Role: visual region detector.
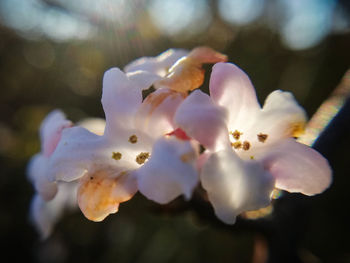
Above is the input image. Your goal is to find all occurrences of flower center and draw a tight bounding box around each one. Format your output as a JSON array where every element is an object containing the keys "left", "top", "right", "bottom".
[{"left": 229, "top": 130, "right": 269, "bottom": 157}]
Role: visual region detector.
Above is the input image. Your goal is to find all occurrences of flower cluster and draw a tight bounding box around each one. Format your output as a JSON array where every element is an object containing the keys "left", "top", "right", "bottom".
[{"left": 28, "top": 47, "right": 332, "bottom": 238}]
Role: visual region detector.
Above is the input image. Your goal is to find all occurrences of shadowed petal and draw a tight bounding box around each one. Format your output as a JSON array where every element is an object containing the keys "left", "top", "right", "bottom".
[
  {"left": 40, "top": 110, "right": 72, "bottom": 157},
  {"left": 30, "top": 182, "right": 77, "bottom": 239},
  {"left": 201, "top": 150, "right": 274, "bottom": 224},
  {"left": 27, "top": 154, "right": 58, "bottom": 201}
]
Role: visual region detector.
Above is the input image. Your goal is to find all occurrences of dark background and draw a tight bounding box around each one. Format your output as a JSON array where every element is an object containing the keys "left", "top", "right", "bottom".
[{"left": 0, "top": 0, "right": 349, "bottom": 262}]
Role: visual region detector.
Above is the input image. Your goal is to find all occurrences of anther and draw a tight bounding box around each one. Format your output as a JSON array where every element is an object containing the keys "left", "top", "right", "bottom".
[
  {"left": 128, "top": 135, "right": 138, "bottom": 144},
  {"left": 112, "top": 152, "right": 122, "bottom": 160},
  {"left": 231, "top": 130, "right": 242, "bottom": 140},
  {"left": 136, "top": 152, "right": 150, "bottom": 165},
  {"left": 243, "top": 141, "right": 250, "bottom": 151},
  {"left": 257, "top": 133, "right": 268, "bottom": 143},
  {"left": 231, "top": 141, "right": 242, "bottom": 149}
]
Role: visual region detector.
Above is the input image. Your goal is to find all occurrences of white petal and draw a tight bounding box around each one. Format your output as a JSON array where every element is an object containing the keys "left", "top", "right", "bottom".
[
  {"left": 255, "top": 90, "right": 306, "bottom": 144},
  {"left": 49, "top": 126, "right": 142, "bottom": 182},
  {"left": 124, "top": 49, "right": 188, "bottom": 77},
  {"left": 102, "top": 68, "right": 160, "bottom": 135},
  {"left": 102, "top": 68, "right": 142, "bottom": 132},
  {"left": 48, "top": 127, "right": 106, "bottom": 182},
  {"left": 233, "top": 90, "right": 307, "bottom": 148},
  {"left": 30, "top": 182, "right": 78, "bottom": 239},
  {"left": 260, "top": 139, "right": 332, "bottom": 195},
  {"left": 40, "top": 110, "right": 72, "bottom": 157},
  {"left": 127, "top": 70, "right": 162, "bottom": 90},
  {"left": 78, "top": 118, "right": 106, "bottom": 136},
  {"left": 27, "top": 154, "right": 58, "bottom": 201},
  {"left": 135, "top": 88, "right": 185, "bottom": 138},
  {"left": 209, "top": 63, "right": 260, "bottom": 129},
  {"left": 136, "top": 137, "right": 199, "bottom": 204},
  {"left": 174, "top": 90, "right": 230, "bottom": 151},
  {"left": 201, "top": 150, "right": 274, "bottom": 224}
]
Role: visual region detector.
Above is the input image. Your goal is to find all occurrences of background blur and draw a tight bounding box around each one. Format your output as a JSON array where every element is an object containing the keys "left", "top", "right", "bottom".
[{"left": 0, "top": 0, "right": 350, "bottom": 262}]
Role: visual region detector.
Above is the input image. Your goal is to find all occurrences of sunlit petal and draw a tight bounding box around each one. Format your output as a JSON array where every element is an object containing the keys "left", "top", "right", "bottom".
[
  {"left": 174, "top": 90, "right": 230, "bottom": 151},
  {"left": 137, "top": 137, "right": 199, "bottom": 204},
  {"left": 124, "top": 49, "right": 188, "bottom": 77},
  {"left": 201, "top": 149, "right": 274, "bottom": 224},
  {"left": 209, "top": 63, "right": 260, "bottom": 129},
  {"left": 260, "top": 138, "right": 332, "bottom": 195}
]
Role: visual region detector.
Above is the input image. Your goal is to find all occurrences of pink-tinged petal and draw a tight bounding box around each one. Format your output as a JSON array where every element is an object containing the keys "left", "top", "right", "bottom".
[
  {"left": 174, "top": 90, "right": 230, "bottom": 151},
  {"left": 136, "top": 137, "right": 199, "bottom": 204},
  {"left": 78, "top": 171, "right": 137, "bottom": 222},
  {"left": 30, "top": 195, "right": 58, "bottom": 239},
  {"left": 102, "top": 68, "right": 160, "bottom": 135},
  {"left": 209, "top": 63, "right": 260, "bottom": 128},
  {"left": 78, "top": 118, "right": 106, "bottom": 136},
  {"left": 30, "top": 182, "right": 77, "bottom": 239},
  {"left": 201, "top": 150, "right": 274, "bottom": 224},
  {"left": 40, "top": 110, "right": 72, "bottom": 157},
  {"left": 135, "top": 88, "right": 185, "bottom": 138},
  {"left": 27, "top": 154, "right": 58, "bottom": 201},
  {"left": 260, "top": 139, "right": 332, "bottom": 195},
  {"left": 124, "top": 49, "right": 188, "bottom": 77}
]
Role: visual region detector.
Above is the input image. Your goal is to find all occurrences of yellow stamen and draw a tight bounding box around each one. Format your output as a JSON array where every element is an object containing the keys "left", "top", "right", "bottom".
[
  {"left": 242, "top": 141, "right": 251, "bottom": 151},
  {"left": 257, "top": 133, "right": 268, "bottom": 143},
  {"left": 136, "top": 152, "right": 150, "bottom": 165},
  {"left": 128, "top": 135, "right": 138, "bottom": 144},
  {"left": 112, "top": 152, "right": 122, "bottom": 160},
  {"left": 231, "top": 141, "right": 242, "bottom": 149},
  {"left": 231, "top": 130, "right": 242, "bottom": 140}
]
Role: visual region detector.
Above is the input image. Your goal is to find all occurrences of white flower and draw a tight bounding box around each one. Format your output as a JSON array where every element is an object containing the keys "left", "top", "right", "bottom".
[
  {"left": 175, "top": 62, "right": 332, "bottom": 224},
  {"left": 48, "top": 68, "right": 198, "bottom": 222},
  {"left": 28, "top": 112, "right": 106, "bottom": 238},
  {"left": 48, "top": 47, "right": 228, "bottom": 222}
]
